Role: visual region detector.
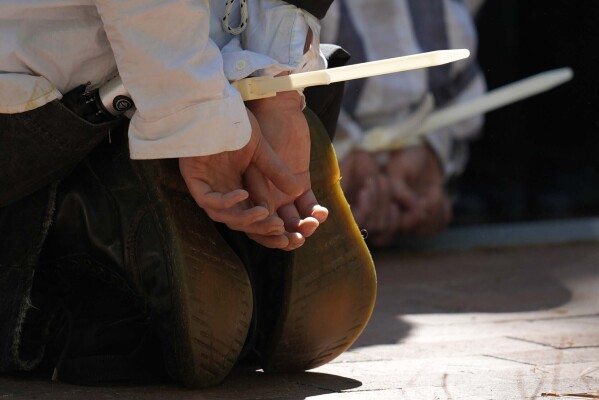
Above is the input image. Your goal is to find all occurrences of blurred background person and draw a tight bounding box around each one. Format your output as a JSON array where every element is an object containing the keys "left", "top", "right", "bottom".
[{"left": 321, "top": 0, "right": 486, "bottom": 247}]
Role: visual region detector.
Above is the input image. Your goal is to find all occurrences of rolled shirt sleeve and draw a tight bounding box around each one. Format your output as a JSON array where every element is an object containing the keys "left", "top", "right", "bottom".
[
  {"left": 94, "top": 0, "right": 251, "bottom": 159},
  {"left": 238, "top": 0, "right": 325, "bottom": 78}
]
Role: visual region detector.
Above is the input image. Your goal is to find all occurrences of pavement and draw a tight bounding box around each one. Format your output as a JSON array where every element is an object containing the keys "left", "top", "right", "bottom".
[{"left": 1, "top": 240, "right": 599, "bottom": 399}]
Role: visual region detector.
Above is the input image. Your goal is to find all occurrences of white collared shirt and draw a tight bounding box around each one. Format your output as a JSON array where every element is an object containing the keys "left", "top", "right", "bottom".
[{"left": 0, "top": 0, "right": 324, "bottom": 159}]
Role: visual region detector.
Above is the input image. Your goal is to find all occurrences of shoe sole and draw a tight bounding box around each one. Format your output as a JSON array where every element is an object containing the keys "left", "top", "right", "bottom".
[
  {"left": 135, "top": 159, "right": 253, "bottom": 388},
  {"left": 261, "top": 109, "right": 377, "bottom": 372}
]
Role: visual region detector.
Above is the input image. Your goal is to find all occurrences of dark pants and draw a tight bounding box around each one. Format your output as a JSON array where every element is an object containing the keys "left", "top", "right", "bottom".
[
  {"left": 0, "top": 48, "right": 347, "bottom": 370},
  {"left": 0, "top": 101, "right": 121, "bottom": 371}
]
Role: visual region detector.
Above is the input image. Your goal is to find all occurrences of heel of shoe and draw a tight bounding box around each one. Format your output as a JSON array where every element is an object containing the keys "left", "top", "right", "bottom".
[
  {"left": 136, "top": 159, "right": 253, "bottom": 388},
  {"left": 261, "top": 109, "right": 377, "bottom": 372}
]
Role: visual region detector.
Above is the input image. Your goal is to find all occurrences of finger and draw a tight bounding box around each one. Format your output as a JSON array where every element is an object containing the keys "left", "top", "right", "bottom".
[
  {"left": 252, "top": 137, "right": 303, "bottom": 198},
  {"left": 243, "top": 165, "right": 275, "bottom": 214},
  {"left": 247, "top": 232, "right": 290, "bottom": 249},
  {"left": 373, "top": 176, "right": 391, "bottom": 232},
  {"left": 354, "top": 180, "right": 375, "bottom": 227},
  {"left": 204, "top": 203, "right": 277, "bottom": 233},
  {"left": 414, "top": 197, "right": 437, "bottom": 236},
  {"left": 429, "top": 198, "right": 452, "bottom": 235},
  {"left": 248, "top": 231, "right": 305, "bottom": 250},
  {"left": 277, "top": 203, "right": 301, "bottom": 232},
  {"left": 382, "top": 202, "right": 401, "bottom": 240},
  {"left": 416, "top": 189, "right": 451, "bottom": 236},
  {"left": 396, "top": 200, "right": 425, "bottom": 234},
  {"left": 370, "top": 178, "right": 384, "bottom": 232},
  {"left": 184, "top": 177, "right": 249, "bottom": 210},
  {"left": 358, "top": 178, "right": 378, "bottom": 230},
  {"left": 283, "top": 231, "right": 305, "bottom": 251},
  {"left": 368, "top": 202, "right": 400, "bottom": 247},
  {"left": 278, "top": 203, "right": 319, "bottom": 237},
  {"left": 228, "top": 214, "right": 286, "bottom": 235},
  {"left": 295, "top": 190, "right": 328, "bottom": 223},
  {"left": 390, "top": 178, "right": 418, "bottom": 210}
]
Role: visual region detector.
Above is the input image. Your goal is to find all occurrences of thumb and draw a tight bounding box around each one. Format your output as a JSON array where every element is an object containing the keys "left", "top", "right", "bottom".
[{"left": 390, "top": 178, "right": 418, "bottom": 210}]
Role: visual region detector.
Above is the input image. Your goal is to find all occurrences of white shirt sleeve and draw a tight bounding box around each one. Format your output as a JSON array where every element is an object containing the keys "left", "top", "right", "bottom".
[
  {"left": 94, "top": 0, "right": 251, "bottom": 160},
  {"left": 238, "top": 0, "right": 325, "bottom": 77},
  {"left": 424, "top": 74, "right": 486, "bottom": 178}
]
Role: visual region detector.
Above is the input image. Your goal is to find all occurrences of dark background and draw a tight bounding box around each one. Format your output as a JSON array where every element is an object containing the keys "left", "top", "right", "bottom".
[{"left": 453, "top": 0, "right": 599, "bottom": 224}]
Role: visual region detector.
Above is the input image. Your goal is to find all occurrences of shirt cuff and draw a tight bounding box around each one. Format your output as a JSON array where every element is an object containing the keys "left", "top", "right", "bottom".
[{"left": 128, "top": 86, "right": 251, "bottom": 159}]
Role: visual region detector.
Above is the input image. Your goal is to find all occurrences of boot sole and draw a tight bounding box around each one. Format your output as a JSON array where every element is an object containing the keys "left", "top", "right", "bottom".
[
  {"left": 261, "top": 109, "right": 377, "bottom": 372},
  {"left": 136, "top": 159, "right": 253, "bottom": 388}
]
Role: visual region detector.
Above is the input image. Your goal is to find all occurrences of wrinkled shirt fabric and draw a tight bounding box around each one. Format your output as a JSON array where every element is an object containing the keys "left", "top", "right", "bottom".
[{"left": 0, "top": 0, "right": 323, "bottom": 159}]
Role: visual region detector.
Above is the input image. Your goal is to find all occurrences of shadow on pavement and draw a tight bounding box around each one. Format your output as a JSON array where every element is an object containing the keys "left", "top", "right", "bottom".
[
  {"left": 0, "top": 369, "right": 362, "bottom": 400},
  {"left": 353, "top": 245, "right": 575, "bottom": 347}
]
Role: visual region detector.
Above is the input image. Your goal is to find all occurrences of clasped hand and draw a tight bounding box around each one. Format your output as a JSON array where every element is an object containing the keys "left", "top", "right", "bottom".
[
  {"left": 340, "top": 144, "right": 451, "bottom": 247},
  {"left": 179, "top": 91, "right": 328, "bottom": 251}
]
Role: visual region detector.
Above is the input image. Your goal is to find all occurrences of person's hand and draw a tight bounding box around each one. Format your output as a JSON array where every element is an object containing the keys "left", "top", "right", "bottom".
[
  {"left": 340, "top": 150, "right": 417, "bottom": 246},
  {"left": 244, "top": 91, "right": 328, "bottom": 250},
  {"left": 179, "top": 109, "right": 304, "bottom": 243},
  {"left": 383, "top": 144, "right": 452, "bottom": 239},
  {"left": 340, "top": 150, "right": 382, "bottom": 226}
]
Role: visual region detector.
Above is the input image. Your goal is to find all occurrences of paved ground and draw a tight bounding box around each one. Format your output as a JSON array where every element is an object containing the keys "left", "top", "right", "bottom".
[{"left": 1, "top": 241, "right": 599, "bottom": 399}]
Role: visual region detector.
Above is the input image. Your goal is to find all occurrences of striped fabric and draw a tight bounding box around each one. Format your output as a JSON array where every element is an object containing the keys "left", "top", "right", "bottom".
[{"left": 321, "top": 0, "right": 486, "bottom": 178}]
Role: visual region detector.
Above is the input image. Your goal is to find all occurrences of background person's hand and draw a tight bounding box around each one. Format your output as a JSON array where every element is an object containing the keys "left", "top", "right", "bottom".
[
  {"left": 244, "top": 91, "right": 328, "bottom": 250},
  {"left": 384, "top": 144, "right": 452, "bottom": 238},
  {"left": 179, "top": 108, "right": 304, "bottom": 242},
  {"left": 340, "top": 150, "right": 417, "bottom": 247},
  {"left": 339, "top": 150, "right": 383, "bottom": 227}
]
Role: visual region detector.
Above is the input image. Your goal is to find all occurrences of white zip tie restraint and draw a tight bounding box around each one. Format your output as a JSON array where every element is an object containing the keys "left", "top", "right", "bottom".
[
  {"left": 222, "top": 0, "right": 248, "bottom": 35},
  {"left": 356, "top": 67, "right": 575, "bottom": 153},
  {"left": 92, "top": 49, "right": 471, "bottom": 121},
  {"left": 330, "top": 67, "right": 574, "bottom": 160},
  {"left": 232, "top": 49, "right": 470, "bottom": 100}
]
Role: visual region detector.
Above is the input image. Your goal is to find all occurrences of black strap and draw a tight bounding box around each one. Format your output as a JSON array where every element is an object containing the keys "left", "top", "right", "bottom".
[{"left": 283, "top": 0, "right": 333, "bottom": 19}]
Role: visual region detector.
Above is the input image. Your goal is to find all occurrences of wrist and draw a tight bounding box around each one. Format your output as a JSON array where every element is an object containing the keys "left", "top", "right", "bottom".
[{"left": 245, "top": 90, "right": 303, "bottom": 112}]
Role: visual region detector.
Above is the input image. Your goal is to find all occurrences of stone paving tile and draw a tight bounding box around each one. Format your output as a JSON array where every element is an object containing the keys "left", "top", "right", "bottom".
[
  {"left": 507, "top": 327, "right": 599, "bottom": 349},
  {"left": 316, "top": 355, "right": 523, "bottom": 391},
  {"left": 337, "top": 336, "right": 544, "bottom": 363},
  {"left": 2, "top": 242, "right": 599, "bottom": 399},
  {"left": 317, "top": 358, "right": 599, "bottom": 399},
  {"left": 492, "top": 347, "right": 599, "bottom": 367},
  {"left": 399, "top": 316, "right": 599, "bottom": 346}
]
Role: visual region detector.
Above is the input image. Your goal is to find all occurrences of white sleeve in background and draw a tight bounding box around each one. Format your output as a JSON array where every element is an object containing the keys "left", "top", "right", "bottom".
[
  {"left": 425, "top": 74, "right": 487, "bottom": 178},
  {"left": 94, "top": 0, "right": 251, "bottom": 160},
  {"left": 425, "top": 0, "right": 487, "bottom": 179},
  {"left": 240, "top": 0, "right": 326, "bottom": 77}
]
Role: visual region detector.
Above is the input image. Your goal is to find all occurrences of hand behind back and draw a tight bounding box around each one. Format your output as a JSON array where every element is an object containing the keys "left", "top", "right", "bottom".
[
  {"left": 244, "top": 91, "right": 329, "bottom": 251},
  {"left": 179, "top": 108, "right": 305, "bottom": 245}
]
